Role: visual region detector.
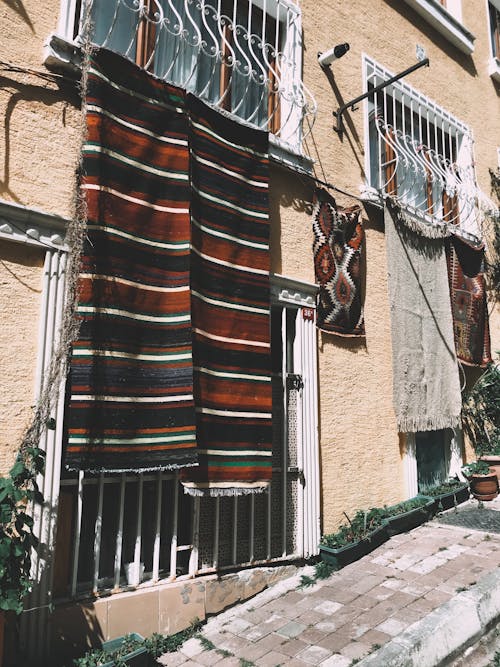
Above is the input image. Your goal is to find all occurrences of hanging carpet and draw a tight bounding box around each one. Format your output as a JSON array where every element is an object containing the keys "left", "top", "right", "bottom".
[
  {"left": 384, "top": 201, "right": 462, "bottom": 433},
  {"left": 446, "top": 234, "right": 492, "bottom": 367},
  {"left": 181, "top": 94, "right": 272, "bottom": 496},
  {"left": 65, "top": 49, "right": 197, "bottom": 472},
  {"left": 312, "top": 188, "right": 364, "bottom": 336}
]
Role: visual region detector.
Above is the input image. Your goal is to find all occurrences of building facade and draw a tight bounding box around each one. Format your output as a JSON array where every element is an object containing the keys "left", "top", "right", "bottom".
[{"left": 0, "top": 0, "right": 498, "bottom": 664}]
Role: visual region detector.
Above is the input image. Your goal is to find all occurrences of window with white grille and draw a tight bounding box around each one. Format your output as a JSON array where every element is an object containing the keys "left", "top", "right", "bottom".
[
  {"left": 53, "top": 0, "right": 316, "bottom": 151},
  {"left": 364, "top": 56, "right": 481, "bottom": 241}
]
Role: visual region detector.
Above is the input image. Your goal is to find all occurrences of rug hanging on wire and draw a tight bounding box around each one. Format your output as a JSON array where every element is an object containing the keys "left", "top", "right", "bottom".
[
  {"left": 312, "top": 188, "right": 365, "bottom": 336},
  {"left": 64, "top": 49, "right": 197, "bottom": 472},
  {"left": 181, "top": 94, "right": 273, "bottom": 497}
]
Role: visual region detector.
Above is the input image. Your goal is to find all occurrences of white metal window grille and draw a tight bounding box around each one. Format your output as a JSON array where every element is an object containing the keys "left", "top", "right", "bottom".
[
  {"left": 58, "top": 0, "right": 316, "bottom": 152},
  {"left": 47, "top": 278, "right": 319, "bottom": 601},
  {"left": 364, "top": 56, "right": 484, "bottom": 241}
]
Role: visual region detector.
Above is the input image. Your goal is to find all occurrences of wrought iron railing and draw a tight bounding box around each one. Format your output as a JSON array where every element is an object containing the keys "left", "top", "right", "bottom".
[{"left": 73, "top": 0, "right": 316, "bottom": 152}]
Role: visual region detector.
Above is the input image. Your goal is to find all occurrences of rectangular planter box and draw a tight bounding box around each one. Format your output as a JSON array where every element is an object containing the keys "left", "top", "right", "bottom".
[
  {"left": 319, "top": 523, "right": 388, "bottom": 569},
  {"left": 431, "top": 484, "right": 469, "bottom": 512},
  {"left": 101, "top": 633, "right": 149, "bottom": 667},
  {"left": 384, "top": 496, "right": 435, "bottom": 537}
]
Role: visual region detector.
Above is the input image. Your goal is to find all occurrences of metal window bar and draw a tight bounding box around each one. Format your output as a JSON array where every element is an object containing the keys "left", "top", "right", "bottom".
[
  {"left": 365, "top": 57, "right": 483, "bottom": 241},
  {"left": 76, "top": 0, "right": 316, "bottom": 151}
]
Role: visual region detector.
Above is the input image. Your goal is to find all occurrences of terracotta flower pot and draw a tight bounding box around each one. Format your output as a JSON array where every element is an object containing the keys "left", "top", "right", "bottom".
[
  {"left": 479, "top": 455, "right": 500, "bottom": 485},
  {"left": 469, "top": 470, "right": 499, "bottom": 501}
]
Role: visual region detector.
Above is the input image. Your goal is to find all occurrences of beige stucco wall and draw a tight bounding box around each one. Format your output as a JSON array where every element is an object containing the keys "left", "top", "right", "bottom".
[
  {"left": 0, "top": 240, "right": 44, "bottom": 474},
  {"left": 0, "top": 1, "right": 81, "bottom": 474},
  {"left": 0, "top": 0, "right": 81, "bottom": 216},
  {"left": 274, "top": 0, "right": 500, "bottom": 532}
]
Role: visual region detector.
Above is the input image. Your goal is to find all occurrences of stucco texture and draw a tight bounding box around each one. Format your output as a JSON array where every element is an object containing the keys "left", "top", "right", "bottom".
[
  {"left": 0, "top": 0, "right": 82, "bottom": 217},
  {"left": 0, "top": 240, "right": 43, "bottom": 475},
  {"left": 277, "top": 0, "right": 500, "bottom": 531}
]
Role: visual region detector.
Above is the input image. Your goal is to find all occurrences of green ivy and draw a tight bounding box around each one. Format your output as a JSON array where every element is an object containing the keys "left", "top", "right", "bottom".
[
  {"left": 0, "top": 446, "right": 45, "bottom": 614},
  {"left": 320, "top": 508, "right": 386, "bottom": 549},
  {"left": 381, "top": 496, "right": 430, "bottom": 517},
  {"left": 423, "top": 479, "right": 467, "bottom": 496}
]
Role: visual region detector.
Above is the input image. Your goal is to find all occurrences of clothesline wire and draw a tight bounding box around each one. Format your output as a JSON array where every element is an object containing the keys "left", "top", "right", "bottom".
[{"left": 269, "top": 154, "right": 368, "bottom": 204}]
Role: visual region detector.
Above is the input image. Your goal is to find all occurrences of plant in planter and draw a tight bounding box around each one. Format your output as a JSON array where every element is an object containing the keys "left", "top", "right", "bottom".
[
  {"left": 462, "top": 461, "right": 499, "bottom": 502},
  {"left": 461, "top": 360, "right": 500, "bottom": 481},
  {"left": 319, "top": 507, "right": 388, "bottom": 569},
  {"left": 423, "top": 478, "right": 470, "bottom": 511},
  {"left": 381, "top": 495, "right": 435, "bottom": 537}
]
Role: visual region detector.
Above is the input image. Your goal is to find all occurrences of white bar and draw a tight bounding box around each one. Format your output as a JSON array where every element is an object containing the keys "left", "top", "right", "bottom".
[
  {"left": 404, "top": 434, "right": 418, "bottom": 498},
  {"left": 232, "top": 496, "right": 238, "bottom": 565},
  {"left": 266, "top": 487, "right": 272, "bottom": 560},
  {"left": 281, "top": 306, "right": 288, "bottom": 557},
  {"left": 189, "top": 497, "right": 200, "bottom": 577},
  {"left": 114, "top": 474, "right": 126, "bottom": 589},
  {"left": 249, "top": 495, "right": 255, "bottom": 562},
  {"left": 213, "top": 497, "right": 220, "bottom": 570},
  {"left": 170, "top": 474, "right": 179, "bottom": 579},
  {"left": 152, "top": 472, "right": 163, "bottom": 582},
  {"left": 133, "top": 474, "right": 144, "bottom": 585},
  {"left": 295, "top": 308, "right": 304, "bottom": 557},
  {"left": 93, "top": 473, "right": 105, "bottom": 593},
  {"left": 71, "top": 471, "right": 85, "bottom": 597}
]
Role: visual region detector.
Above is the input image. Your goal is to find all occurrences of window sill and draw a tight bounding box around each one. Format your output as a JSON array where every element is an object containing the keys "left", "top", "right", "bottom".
[
  {"left": 488, "top": 57, "right": 500, "bottom": 83},
  {"left": 400, "top": 0, "right": 475, "bottom": 54},
  {"left": 44, "top": 33, "right": 313, "bottom": 173}
]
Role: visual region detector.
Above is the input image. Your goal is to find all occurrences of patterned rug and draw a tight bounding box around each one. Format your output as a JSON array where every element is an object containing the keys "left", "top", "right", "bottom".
[
  {"left": 65, "top": 50, "right": 197, "bottom": 472},
  {"left": 312, "top": 188, "right": 364, "bottom": 336},
  {"left": 182, "top": 94, "right": 272, "bottom": 496},
  {"left": 446, "top": 234, "right": 492, "bottom": 367}
]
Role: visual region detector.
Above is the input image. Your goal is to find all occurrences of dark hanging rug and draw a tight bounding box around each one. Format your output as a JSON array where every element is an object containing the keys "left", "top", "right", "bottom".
[{"left": 312, "top": 188, "right": 364, "bottom": 336}]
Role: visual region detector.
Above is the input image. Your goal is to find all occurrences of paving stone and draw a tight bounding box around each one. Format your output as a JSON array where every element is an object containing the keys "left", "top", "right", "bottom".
[
  {"left": 191, "top": 650, "right": 224, "bottom": 666},
  {"left": 296, "top": 644, "right": 333, "bottom": 664},
  {"left": 356, "top": 628, "right": 392, "bottom": 648},
  {"left": 277, "top": 637, "right": 311, "bottom": 657},
  {"left": 375, "top": 617, "right": 410, "bottom": 636},
  {"left": 181, "top": 638, "right": 206, "bottom": 658},
  {"left": 298, "top": 627, "right": 330, "bottom": 644},
  {"left": 256, "top": 649, "right": 291, "bottom": 666},
  {"left": 319, "top": 586, "right": 361, "bottom": 604},
  {"left": 314, "top": 620, "right": 338, "bottom": 634},
  {"left": 314, "top": 600, "right": 344, "bottom": 615},
  {"left": 364, "top": 584, "right": 396, "bottom": 601},
  {"left": 276, "top": 620, "right": 307, "bottom": 639},
  {"left": 319, "top": 653, "right": 352, "bottom": 667},
  {"left": 316, "top": 631, "right": 351, "bottom": 653},
  {"left": 221, "top": 617, "right": 253, "bottom": 634},
  {"left": 407, "top": 555, "right": 448, "bottom": 574},
  {"left": 237, "top": 633, "right": 285, "bottom": 662},
  {"left": 351, "top": 574, "right": 387, "bottom": 595},
  {"left": 158, "top": 652, "right": 188, "bottom": 665},
  {"left": 340, "top": 640, "right": 371, "bottom": 660}
]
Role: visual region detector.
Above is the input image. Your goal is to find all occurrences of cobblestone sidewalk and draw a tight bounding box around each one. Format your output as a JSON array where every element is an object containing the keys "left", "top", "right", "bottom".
[{"left": 158, "top": 500, "right": 500, "bottom": 666}]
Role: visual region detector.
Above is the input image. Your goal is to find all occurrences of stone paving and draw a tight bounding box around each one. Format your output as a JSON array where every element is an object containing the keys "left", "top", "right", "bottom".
[{"left": 158, "top": 499, "right": 500, "bottom": 666}]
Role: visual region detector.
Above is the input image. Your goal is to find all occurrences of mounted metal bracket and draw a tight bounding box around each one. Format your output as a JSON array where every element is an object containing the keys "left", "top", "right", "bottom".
[{"left": 333, "top": 58, "right": 429, "bottom": 136}]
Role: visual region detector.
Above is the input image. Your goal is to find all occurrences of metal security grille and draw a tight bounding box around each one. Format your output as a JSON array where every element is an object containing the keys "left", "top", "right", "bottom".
[
  {"left": 47, "top": 288, "right": 318, "bottom": 601},
  {"left": 67, "top": 0, "right": 316, "bottom": 151},
  {"left": 364, "top": 56, "right": 485, "bottom": 241}
]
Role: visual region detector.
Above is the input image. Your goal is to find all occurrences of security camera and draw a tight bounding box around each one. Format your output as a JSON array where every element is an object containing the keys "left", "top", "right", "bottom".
[{"left": 318, "top": 43, "right": 350, "bottom": 67}]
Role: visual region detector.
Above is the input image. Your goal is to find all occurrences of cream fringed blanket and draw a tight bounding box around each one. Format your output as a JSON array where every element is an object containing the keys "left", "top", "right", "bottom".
[{"left": 384, "top": 202, "right": 462, "bottom": 433}]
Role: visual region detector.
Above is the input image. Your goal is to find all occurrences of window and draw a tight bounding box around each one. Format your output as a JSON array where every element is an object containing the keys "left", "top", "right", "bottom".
[
  {"left": 404, "top": 430, "right": 463, "bottom": 497},
  {"left": 488, "top": 1, "right": 500, "bottom": 81},
  {"left": 400, "top": 0, "right": 474, "bottom": 54},
  {"left": 51, "top": 0, "right": 316, "bottom": 151},
  {"left": 364, "top": 56, "right": 481, "bottom": 240}
]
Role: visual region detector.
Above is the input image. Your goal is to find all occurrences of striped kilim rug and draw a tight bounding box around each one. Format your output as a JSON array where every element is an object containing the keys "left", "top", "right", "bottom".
[
  {"left": 182, "top": 94, "right": 273, "bottom": 496},
  {"left": 65, "top": 50, "right": 197, "bottom": 472}
]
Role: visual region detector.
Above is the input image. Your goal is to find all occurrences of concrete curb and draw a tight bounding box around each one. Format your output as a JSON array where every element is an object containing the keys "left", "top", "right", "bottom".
[{"left": 357, "top": 568, "right": 500, "bottom": 667}]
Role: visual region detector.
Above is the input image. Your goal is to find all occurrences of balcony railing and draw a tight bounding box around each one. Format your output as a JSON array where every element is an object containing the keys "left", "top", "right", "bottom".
[{"left": 68, "top": 0, "right": 316, "bottom": 153}]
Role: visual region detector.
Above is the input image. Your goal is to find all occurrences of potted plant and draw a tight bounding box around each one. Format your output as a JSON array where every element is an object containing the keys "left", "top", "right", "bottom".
[
  {"left": 462, "top": 461, "right": 499, "bottom": 501},
  {"left": 319, "top": 508, "right": 388, "bottom": 569},
  {"left": 381, "top": 495, "right": 435, "bottom": 537},
  {"left": 462, "top": 360, "right": 500, "bottom": 482},
  {"left": 423, "top": 478, "right": 470, "bottom": 512}
]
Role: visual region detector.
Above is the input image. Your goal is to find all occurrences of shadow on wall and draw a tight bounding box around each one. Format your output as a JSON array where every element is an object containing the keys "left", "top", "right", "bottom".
[
  {"left": 384, "top": 0, "right": 478, "bottom": 77},
  {"left": 0, "top": 73, "right": 79, "bottom": 204},
  {"left": 1, "top": 0, "right": 34, "bottom": 32}
]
